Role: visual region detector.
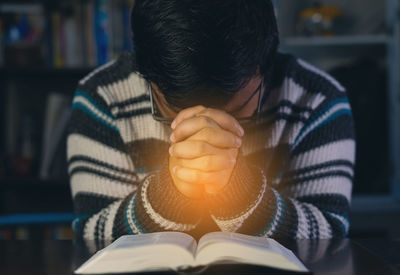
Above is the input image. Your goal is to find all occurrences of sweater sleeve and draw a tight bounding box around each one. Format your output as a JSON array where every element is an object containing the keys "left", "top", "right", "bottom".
[
  {"left": 67, "top": 77, "right": 204, "bottom": 245},
  {"left": 206, "top": 95, "right": 355, "bottom": 240}
]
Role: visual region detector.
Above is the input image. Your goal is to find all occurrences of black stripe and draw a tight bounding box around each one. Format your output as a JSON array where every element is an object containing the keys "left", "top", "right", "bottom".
[
  {"left": 301, "top": 203, "right": 318, "bottom": 238},
  {"left": 270, "top": 198, "right": 299, "bottom": 243},
  {"left": 73, "top": 193, "right": 119, "bottom": 214},
  {"left": 282, "top": 171, "right": 353, "bottom": 186},
  {"left": 94, "top": 213, "right": 102, "bottom": 247},
  {"left": 289, "top": 58, "right": 344, "bottom": 97},
  {"left": 264, "top": 100, "right": 313, "bottom": 116},
  {"left": 68, "top": 108, "right": 125, "bottom": 151},
  {"left": 284, "top": 160, "right": 354, "bottom": 178},
  {"left": 113, "top": 193, "right": 136, "bottom": 238},
  {"left": 109, "top": 94, "right": 150, "bottom": 109},
  {"left": 74, "top": 216, "right": 91, "bottom": 241},
  {"left": 78, "top": 52, "right": 138, "bottom": 93},
  {"left": 297, "top": 194, "right": 350, "bottom": 216},
  {"left": 244, "top": 112, "right": 309, "bottom": 134},
  {"left": 115, "top": 107, "right": 152, "bottom": 119},
  {"left": 69, "top": 155, "right": 137, "bottom": 178},
  {"left": 291, "top": 115, "right": 355, "bottom": 156},
  {"left": 69, "top": 167, "right": 137, "bottom": 184},
  {"left": 324, "top": 213, "right": 347, "bottom": 237}
]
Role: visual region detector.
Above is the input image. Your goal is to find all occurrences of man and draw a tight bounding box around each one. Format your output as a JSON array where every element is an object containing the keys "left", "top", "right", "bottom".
[{"left": 68, "top": 0, "right": 355, "bottom": 245}]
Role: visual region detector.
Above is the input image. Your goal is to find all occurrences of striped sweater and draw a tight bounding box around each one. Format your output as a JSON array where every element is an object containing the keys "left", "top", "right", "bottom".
[{"left": 67, "top": 51, "right": 355, "bottom": 246}]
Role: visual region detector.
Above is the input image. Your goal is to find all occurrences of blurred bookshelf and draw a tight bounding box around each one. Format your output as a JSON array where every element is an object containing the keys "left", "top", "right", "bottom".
[
  {"left": 278, "top": 0, "right": 400, "bottom": 196},
  {"left": 277, "top": 0, "right": 400, "bottom": 237},
  {"left": 282, "top": 34, "right": 391, "bottom": 47},
  {"left": 0, "top": 0, "right": 399, "bottom": 240},
  {"left": 0, "top": 0, "right": 135, "bottom": 240}
]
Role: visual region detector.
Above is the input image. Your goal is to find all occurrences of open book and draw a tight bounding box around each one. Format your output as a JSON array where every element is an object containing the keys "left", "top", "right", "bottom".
[{"left": 75, "top": 232, "right": 310, "bottom": 274}]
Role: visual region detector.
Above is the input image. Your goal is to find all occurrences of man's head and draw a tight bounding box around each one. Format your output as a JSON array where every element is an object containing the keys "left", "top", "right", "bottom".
[{"left": 131, "top": 0, "right": 279, "bottom": 110}]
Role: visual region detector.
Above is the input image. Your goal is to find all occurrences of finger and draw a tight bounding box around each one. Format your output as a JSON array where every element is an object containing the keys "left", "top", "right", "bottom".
[
  {"left": 177, "top": 155, "right": 236, "bottom": 172},
  {"left": 172, "top": 106, "right": 245, "bottom": 138},
  {"left": 173, "top": 165, "right": 231, "bottom": 185},
  {"left": 171, "top": 105, "right": 206, "bottom": 129},
  {"left": 171, "top": 116, "right": 242, "bottom": 147},
  {"left": 169, "top": 140, "right": 238, "bottom": 159},
  {"left": 195, "top": 108, "right": 244, "bottom": 137},
  {"left": 189, "top": 127, "right": 242, "bottom": 149},
  {"left": 170, "top": 115, "right": 220, "bottom": 143}
]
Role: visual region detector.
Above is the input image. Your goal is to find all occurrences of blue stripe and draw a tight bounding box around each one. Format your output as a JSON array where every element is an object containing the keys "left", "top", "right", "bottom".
[
  {"left": 293, "top": 97, "right": 351, "bottom": 148},
  {"left": 73, "top": 90, "right": 119, "bottom": 132},
  {"left": 75, "top": 90, "right": 113, "bottom": 118},
  {"left": 326, "top": 212, "right": 349, "bottom": 236},
  {"left": 72, "top": 213, "right": 92, "bottom": 232},
  {"left": 124, "top": 194, "right": 147, "bottom": 234},
  {"left": 257, "top": 191, "right": 285, "bottom": 237}
]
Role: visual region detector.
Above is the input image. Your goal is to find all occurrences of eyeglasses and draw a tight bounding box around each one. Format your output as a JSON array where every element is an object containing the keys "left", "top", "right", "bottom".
[{"left": 149, "top": 76, "right": 264, "bottom": 125}]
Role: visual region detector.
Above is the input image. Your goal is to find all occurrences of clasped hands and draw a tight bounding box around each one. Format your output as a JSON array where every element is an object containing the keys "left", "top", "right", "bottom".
[{"left": 168, "top": 105, "right": 244, "bottom": 199}]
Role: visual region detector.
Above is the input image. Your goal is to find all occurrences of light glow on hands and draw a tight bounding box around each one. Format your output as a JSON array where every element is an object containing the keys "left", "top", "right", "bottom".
[{"left": 168, "top": 106, "right": 244, "bottom": 198}]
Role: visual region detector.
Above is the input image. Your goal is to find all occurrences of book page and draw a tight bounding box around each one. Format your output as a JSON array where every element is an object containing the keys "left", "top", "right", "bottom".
[
  {"left": 195, "top": 232, "right": 308, "bottom": 272},
  {"left": 75, "top": 232, "right": 197, "bottom": 274},
  {"left": 107, "top": 232, "right": 197, "bottom": 254}
]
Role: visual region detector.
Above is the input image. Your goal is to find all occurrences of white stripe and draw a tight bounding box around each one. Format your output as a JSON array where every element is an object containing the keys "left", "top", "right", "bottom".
[
  {"left": 116, "top": 115, "right": 171, "bottom": 144},
  {"left": 264, "top": 120, "right": 289, "bottom": 150},
  {"left": 68, "top": 161, "right": 136, "bottom": 182},
  {"left": 264, "top": 78, "right": 326, "bottom": 112},
  {"left": 112, "top": 100, "right": 151, "bottom": 117},
  {"left": 104, "top": 200, "right": 123, "bottom": 242},
  {"left": 103, "top": 72, "right": 149, "bottom": 103},
  {"left": 83, "top": 212, "right": 101, "bottom": 241},
  {"left": 211, "top": 170, "right": 267, "bottom": 232},
  {"left": 73, "top": 96, "right": 115, "bottom": 127},
  {"left": 290, "top": 199, "right": 310, "bottom": 239},
  {"left": 281, "top": 176, "right": 352, "bottom": 202},
  {"left": 97, "top": 86, "right": 114, "bottom": 106},
  {"left": 291, "top": 139, "right": 355, "bottom": 169},
  {"left": 79, "top": 60, "right": 116, "bottom": 85},
  {"left": 260, "top": 121, "right": 304, "bottom": 151},
  {"left": 67, "top": 134, "right": 135, "bottom": 172},
  {"left": 277, "top": 106, "right": 311, "bottom": 119},
  {"left": 328, "top": 212, "right": 349, "bottom": 234},
  {"left": 297, "top": 59, "right": 345, "bottom": 92},
  {"left": 140, "top": 175, "right": 199, "bottom": 231},
  {"left": 293, "top": 102, "right": 351, "bottom": 148},
  {"left": 306, "top": 203, "right": 332, "bottom": 238},
  {"left": 260, "top": 189, "right": 284, "bottom": 237},
  {"left": 290, "top": 164, "right": 354, "bottom": 180},
  {"left": 126, "top": 194, "right": 142, "bottom": 234},
  {"left": 70, "top": 173, "right": 137, "bottom": 198}
]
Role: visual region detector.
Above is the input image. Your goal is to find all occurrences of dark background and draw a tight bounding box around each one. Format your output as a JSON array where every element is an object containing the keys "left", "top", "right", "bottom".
[{"left": 0, "top": 0, "right": 399, "bottom": 240}]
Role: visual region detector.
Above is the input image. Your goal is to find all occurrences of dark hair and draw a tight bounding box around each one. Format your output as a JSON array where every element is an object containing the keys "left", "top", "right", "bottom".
[{"left": 131, "top": 0, "right": 279, "bottom": 108}]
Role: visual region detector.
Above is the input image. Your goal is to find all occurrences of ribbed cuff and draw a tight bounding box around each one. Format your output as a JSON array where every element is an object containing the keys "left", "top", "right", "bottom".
[
  {"left": 205, "top": 151, "right": 267, "bottom": 219},
  {"left": 135, "top": 157, "right": 204, "bottom": 231}
]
